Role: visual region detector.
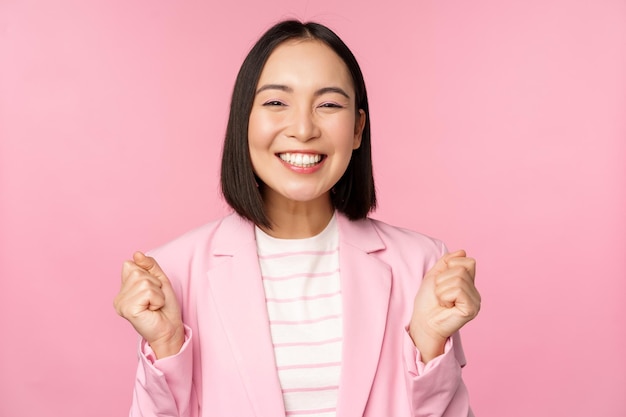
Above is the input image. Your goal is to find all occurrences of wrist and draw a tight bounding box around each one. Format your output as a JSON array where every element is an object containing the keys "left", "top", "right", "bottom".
[
  {"left": 408, "top": 323, "right": 447, "bottom": 364},
  {"left": 149, "top": 325, "right": 185, "bottom": 359}
]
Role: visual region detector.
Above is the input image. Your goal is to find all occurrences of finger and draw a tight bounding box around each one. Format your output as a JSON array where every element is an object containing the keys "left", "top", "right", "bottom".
[
  {"left": 425, "top": 254, "right": 452, "bottom": 278},
  {"left": 133, "top": 252, "right": 169, "bottom": 285},
  {"left": 133, "top": 253, "right": 180, "bottom": 317},
  {"left": 435, "top": 277, "right": 476, "bottom": 305},
  {"left": 444, "top": 249, "right": 467, "bottom": 262},
  {"left": 133, "top": 251, "right": 156, "bottom": 271},
  {"left": 436, "top": 288, "right": 457, "bottom": 309},
  {"left": 121, "top": 262, "right": 162, "bottom": 288},
  {"left": 447, "top": 256, "right": 476, "bottom": 281},
  {"left": 436, "top": 284, "right": 480, "bottom": 317},
  {"left": 142, "top": 288, "right": 166, "bottom": 312},
  {"left": 427, "top": 250, "right": 468, "bottom": 278},
  {"left": 130, "top": 277, "right": 173, "bottom": 313},
  {"left": 435, "top": 266, "right": 474, "bottom": 287},
  {"left": 435, "top": 276, "right": 481, "bottom": 311},
  {"left": 447, "top": 288, "right": 481, "bottom": 319},
  {"left": 121, "top": 260, "right": 138, "bottom": 283},
  {"left": 434, "top": 265, "right": 479, "bottom": 300},
  {"left": 435, "top": 276, "right": 468, "bottom": 308},
  {"left": 118, "top": 283, "right": 166, "bottom": 317}
]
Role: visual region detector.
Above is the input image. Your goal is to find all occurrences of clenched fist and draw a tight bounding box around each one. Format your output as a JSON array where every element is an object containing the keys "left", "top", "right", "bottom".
[
  {"left": 409, "top": 250, "right": 481, "bottom": 363},
  {"left": 114, "top": 252, "right": 185, "bottom": 359}
]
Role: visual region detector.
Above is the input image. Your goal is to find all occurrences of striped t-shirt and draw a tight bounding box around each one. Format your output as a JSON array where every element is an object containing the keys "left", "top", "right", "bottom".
[{"left": 255, "top": 214, "right": 342, "bottom": 417}]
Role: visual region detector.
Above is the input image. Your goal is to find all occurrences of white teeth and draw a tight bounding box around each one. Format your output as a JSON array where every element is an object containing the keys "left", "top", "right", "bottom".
[{"left": 279, "top": 153, "right": 322, "bottom": 168}]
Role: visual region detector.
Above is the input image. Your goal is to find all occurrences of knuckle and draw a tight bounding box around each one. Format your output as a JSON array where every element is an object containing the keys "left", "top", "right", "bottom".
[
  {"left": 127, "top": 268, "right": 147, "bottom": 283},
  {"left": 462, "top": 308, "right": 477, "bottom": 319},
  {"left": 113, "top": 299, "right": 121, "bottom": 315},
  {"left": 121, "top": 260, "right": 135, "bottom": 274},
  {"left": 450, "top": 265, "right": 466, "bottom": 275},
  {"left": 137, "top": 278, "right": 153, "bottom": 291},
  {"left": 459, "top": 310, "right": 472, "bottom": 319},
  {"left": 145, "top": 287, "right": 160, "bottom": 298},
  {"left": 121, "top": 263, "right": 142, "bottom": 282},
  {"left": 467, "top": 301, "right": 481, "bottom": 318},
  {"left": 113, "top": 294, "right": 128, "bottom": 315},
  {"left": 117, "top": 304, "right": 131, "bottom": 319},
  {"left": 452, "top": 286, "right": 464, "bottom": 299}
]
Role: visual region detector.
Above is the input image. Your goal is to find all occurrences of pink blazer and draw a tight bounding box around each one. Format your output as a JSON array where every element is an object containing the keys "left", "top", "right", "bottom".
[{"left": 130, "top": 213, "right": 473, "bottom": 417}]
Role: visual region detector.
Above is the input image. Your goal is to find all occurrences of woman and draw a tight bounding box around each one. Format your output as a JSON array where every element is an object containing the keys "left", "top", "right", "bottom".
[{"left": 114, "top": 20, "right": 481, "bottom": 417}]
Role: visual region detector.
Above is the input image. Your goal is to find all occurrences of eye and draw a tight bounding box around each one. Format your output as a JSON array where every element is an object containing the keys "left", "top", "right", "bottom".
[
  {"left": 263, "top": 100, "right": 286, "bottom": 107},
  {"left": 318, "top": 102, "right": 344, "bottom": 109}
]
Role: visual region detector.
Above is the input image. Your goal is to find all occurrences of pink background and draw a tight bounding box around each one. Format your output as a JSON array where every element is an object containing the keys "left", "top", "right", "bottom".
[{"left": 1, "top": 0, "right": 625, "bottom": 416}]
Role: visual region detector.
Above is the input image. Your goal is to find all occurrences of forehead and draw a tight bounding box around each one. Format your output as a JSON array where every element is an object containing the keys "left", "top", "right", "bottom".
[{"left": 258, "top": 39, "right": 353, "bottom": 90}]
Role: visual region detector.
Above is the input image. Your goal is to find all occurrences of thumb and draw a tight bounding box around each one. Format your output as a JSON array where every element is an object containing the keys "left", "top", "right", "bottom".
[{"left": 133, "top": 251, "right": 167, "bottom": 282}]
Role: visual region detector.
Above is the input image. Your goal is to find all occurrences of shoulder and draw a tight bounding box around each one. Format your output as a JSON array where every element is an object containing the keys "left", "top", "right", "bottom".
[
  {"left": 146, "top": 212, "right": 254, "bottom": 275},
  {"left": 340, "top": 215, "right": 446, "bottom": 299},
  {"left": 368, "top": 217, "right": 445, "bottom": 255},
  {"left": 344, "top": 215, "right": 446, "bottom": 273},
  {"left": 368, "top": 218, "right": 445, "bottom": 251},
  {"left": 148, "top": 216, "right": 226, "bottom": 258}
]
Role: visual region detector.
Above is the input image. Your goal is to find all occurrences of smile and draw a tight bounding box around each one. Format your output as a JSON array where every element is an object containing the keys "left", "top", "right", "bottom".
[{"left": 278, "top": 152, "right": 324, "bottom": 168}]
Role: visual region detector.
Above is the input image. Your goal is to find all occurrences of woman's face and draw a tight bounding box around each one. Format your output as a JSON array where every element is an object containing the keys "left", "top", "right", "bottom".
[{"left": 248, "top": 39, "right": 365, "bottom": 211}]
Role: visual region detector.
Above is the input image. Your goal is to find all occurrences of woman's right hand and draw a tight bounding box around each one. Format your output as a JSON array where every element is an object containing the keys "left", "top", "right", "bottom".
[{"left": 114, "top": 251, "right": 185, "bottom": 359}]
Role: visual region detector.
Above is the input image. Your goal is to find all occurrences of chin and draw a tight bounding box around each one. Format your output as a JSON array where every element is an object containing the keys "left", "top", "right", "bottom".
[{"left": 278, "top": 187, "right": 331, "bottom": 204}]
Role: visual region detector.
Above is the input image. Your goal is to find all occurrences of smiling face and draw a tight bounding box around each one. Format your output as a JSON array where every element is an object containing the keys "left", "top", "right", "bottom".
[{"left": 248, "top": 39, "right": 365, "bottom": 214}]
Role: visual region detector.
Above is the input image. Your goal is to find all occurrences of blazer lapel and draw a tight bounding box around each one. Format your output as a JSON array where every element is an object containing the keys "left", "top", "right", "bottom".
[
  {"left": 204, "top": 213, "right": 392, "bottom": 417},
  {"left": 335, "top": 215, "right": 391, "bottom": 417},
  {"left": 206, "top": 214, "right": 286, "bottom": 417}
]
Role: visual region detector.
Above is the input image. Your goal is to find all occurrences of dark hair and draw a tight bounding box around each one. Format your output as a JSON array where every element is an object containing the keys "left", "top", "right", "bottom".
[{"left": 220, "top": 20, "right": 376, "bottom": 228}]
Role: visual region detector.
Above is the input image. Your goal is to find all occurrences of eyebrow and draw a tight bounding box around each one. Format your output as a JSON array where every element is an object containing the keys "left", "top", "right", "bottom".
[{"left": 255, "top": 84, "right": 351, "bottom": 99}]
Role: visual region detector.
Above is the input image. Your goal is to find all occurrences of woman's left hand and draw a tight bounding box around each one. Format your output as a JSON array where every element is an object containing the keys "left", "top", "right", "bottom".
[{"left": 409, "top": 250, "right": 481, "bottom": 363}]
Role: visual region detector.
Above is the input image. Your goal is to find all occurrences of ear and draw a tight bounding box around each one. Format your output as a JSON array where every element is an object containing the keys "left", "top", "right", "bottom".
[{"left": 353, "top": 109, "right": 366, "bottom": 150}]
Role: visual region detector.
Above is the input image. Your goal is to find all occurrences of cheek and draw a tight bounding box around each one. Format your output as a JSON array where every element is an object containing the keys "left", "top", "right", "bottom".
[
  {"left": 248, "top": 111, "right": 281, "bottom": 148},
  {"left": 325, "top": 116, "right": 358, "bottom": 149}
]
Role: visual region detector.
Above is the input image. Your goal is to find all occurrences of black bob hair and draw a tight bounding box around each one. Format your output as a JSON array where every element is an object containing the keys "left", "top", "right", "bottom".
[{"left": 220, "top": 20, "right": 376, "bottom": 228}]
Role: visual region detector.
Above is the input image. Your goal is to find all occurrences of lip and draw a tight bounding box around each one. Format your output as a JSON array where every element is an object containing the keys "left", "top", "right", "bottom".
[{"left": 276, "top": 151, "right": 326, "bottom": 174}]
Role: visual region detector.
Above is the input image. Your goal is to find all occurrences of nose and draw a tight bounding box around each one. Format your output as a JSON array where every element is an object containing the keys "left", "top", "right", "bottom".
[{"left": 286, "top": 106, "right": 321, "bottom": 142}]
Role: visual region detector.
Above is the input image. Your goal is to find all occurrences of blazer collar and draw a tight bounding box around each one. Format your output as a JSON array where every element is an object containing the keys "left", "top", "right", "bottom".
[
  {"left": 335, "top": 214, "right": 391, "bottom": 417},
  {"left": 211, "top": 212, "right": 257, "bottom": 256},
  {"left": 207, "top": 212, "right": 391, "bottom": 417},
  {"left": 336, "top": 212, "right": 386, "bottom": 254},
  {"left": 205, "top": 214, "right": 285, "bottom": 416},
  {"left": 211, "top": 211, "right": 387, "bottom": 256}
]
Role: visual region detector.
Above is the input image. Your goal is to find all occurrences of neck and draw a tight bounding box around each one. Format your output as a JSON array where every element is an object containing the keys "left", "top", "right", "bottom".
[{"left": 261, "top": 194, "right": 334, "bottom": 239}]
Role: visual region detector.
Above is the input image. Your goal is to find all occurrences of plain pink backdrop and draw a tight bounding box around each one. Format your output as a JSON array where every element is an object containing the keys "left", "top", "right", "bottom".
[{"left": 1, "top": 0, "right": 625, "bottom": 416}]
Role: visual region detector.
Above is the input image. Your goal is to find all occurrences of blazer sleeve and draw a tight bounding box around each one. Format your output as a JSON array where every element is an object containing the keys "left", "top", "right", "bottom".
[
  {"left": 129, "top": 325, "right": 199, "bottom": 417},
  {"left": 401, "top": 236, "right": 474, "bottom": 416},
  {"left": 403, "top": 330, "right": 473, "bottom": 416}
]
